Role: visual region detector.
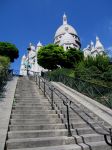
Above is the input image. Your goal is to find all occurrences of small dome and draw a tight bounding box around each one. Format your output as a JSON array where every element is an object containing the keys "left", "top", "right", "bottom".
[
  {"left": 55, "top": 24, "right": 77, "bottom": 38},
  {"left": 22, "top": 55, "right": 26, "bottom": 60},
  {"left": 29, "top": 43, "right": 35, "bottom": 51},
  {"left": 37, "top": 41, "right": 43, "bottom": 47},
  {"left": 60, "top": 32, "right": 76, "bottom": 45}
]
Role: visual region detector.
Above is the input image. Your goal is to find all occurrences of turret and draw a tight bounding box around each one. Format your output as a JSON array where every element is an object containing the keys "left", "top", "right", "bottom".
[
  {"left": 95, "top": 36, "right": 104, "bottom": 53},
  {"left": 63, "top": 13, "right": 67, "bottom": 25}
]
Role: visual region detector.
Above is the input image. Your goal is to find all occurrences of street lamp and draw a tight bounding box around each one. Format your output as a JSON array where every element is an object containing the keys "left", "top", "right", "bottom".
[{"left": 27, "top": 46, "right": 31, "bottom": 76}]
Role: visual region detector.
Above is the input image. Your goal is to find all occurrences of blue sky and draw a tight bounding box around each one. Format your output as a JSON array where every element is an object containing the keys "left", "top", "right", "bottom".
[{"left": 0, "top": 0, "right": 112, "bottom": 70}]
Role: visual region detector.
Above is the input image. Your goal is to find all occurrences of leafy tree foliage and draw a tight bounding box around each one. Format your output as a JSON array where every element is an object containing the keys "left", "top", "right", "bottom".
[
  {"left": 38, "top": 45, "right": 84, "bottom": 70},
  {"left": 38, "top": 44, "right": 65, "bottom": 70},
  {"left": 64, "top": 48, "right": 84, "bottom": 68},
  {"left": 0, "top": 42, "right": 19, "bottom": 62},
  {"left": 0, "top": 56, "right": 10, "bottom": 69},
  {"left": 84, "top": 55, "right": 110, "bottom": 72}
]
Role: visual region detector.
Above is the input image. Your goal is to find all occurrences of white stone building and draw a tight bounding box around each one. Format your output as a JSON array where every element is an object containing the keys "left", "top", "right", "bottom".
[{"left": 83, "top": 37, "right": 105, "bottom": 58}]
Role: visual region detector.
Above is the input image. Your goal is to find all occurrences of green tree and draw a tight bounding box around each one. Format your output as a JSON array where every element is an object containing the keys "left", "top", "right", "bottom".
[
  {"left": 84, "top": 55, "right": 110, "bottom": 72},
  {"left": 0, "top": 42, "right": 19, "bottom": 62},
  {"left": 0, "top": 56, "right": 10, "bottom": 69},
  {"left": 64, "top": 48, "right": 84, "bottom": 68},
  {"left": 38, "top": 44, "right": 65, "bottom": 70}
]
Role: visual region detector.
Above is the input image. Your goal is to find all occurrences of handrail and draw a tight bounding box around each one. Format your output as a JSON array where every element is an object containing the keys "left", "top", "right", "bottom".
[{"left": 31, "top": 75, "right": 112, "bottom": 146}]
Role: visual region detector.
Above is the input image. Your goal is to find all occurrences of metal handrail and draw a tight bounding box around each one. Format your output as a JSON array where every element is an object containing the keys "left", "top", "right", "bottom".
[{"left": 31, "top": 75, "right": 112, "bottom": 146}]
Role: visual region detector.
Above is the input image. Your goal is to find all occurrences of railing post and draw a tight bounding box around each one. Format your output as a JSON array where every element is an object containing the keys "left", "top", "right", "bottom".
[
  {"left": 39, "top": 76, "right": 40, "bottom": 89},
  {"left": 43, "top": 81, "right": 45, "bottom": 96},
  {"left": 104, "top": 128, "right": 112, "bottom": 146},
  {"left": 66, "top": 104, "right": 72, "bottom": 137},
  {"left": 51, "top": 87, "right": 54, "bottom": 110},
  {"left": 36, "top": 75, "right": 37, "bottom": 85}
]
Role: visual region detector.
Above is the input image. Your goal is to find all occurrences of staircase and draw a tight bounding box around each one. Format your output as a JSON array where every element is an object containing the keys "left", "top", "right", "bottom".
[{"left": 6, "top": 77, "right": 111, "bottom": 150}]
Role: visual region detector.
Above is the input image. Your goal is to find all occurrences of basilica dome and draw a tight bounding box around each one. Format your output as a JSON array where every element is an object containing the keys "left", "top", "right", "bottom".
[
  {"left": 59, "top": 32, "right": 76, "bottom": 45},
  {"left": 54, "top": 14, "right": 81, "bottom": 50},
  {"left": 55, "top": 24, "right": 77, "bottom": 38}
]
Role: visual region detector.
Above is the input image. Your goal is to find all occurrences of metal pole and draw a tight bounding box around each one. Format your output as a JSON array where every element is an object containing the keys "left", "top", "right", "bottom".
[
  {"left": 66, "top": 104, "right": 72, "bottom": 137},
  {"left": 39, "top": 76, "right": 40, "bottom": 89},
  {"left": 51, "top": 88, "right": 54, "bottom": 110},
  {"left": 36, "top": 74, "right": 37, "bottom": 85},
  {"left": 44, "top": 81, "right": 45, "bottom": 96},
  {"left": 27, "top": 47, "right": 31, "bottom": 76}
]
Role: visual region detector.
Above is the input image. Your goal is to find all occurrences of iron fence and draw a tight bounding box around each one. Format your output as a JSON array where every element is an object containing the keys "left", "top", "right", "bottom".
[{"left": 44, "top": 74, "right": 112, "bottom": 109}]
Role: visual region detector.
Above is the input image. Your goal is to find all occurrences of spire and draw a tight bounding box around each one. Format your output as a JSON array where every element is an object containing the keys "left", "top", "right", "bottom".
[
  {"left": 96, "top": 36, "right": 99, "bottom": 41},
  {"left": 90, "top": 41, "right": 95, "bottom": 52},
  {"left": 37, "top": 41, "right": 42, "bottom": 47},
  {"left": 95, "top": 36, "right": 104, "bottom": 52},
  {"left": 63, "top": 13, "right": 67, "bottom": 25}
]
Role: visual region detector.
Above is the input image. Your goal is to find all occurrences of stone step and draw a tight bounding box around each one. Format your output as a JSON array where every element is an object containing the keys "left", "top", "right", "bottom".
[
  {"left": 6, "top": 136, "right": 75, "bottom": 149},
  {"left": 14, "top": 103, "right": 50, "bottom": 107},
  {"left": 8, "top": 129, "right": 76, "bottom": 139},
  {"left": 15, "top": 97, "right": 47, "bottom": 99},
  {"left": 9, "top": 124, "right": 66, "bottom": 131},
  {"left": 14, "top": 101, "right": 50, "bottom": 104},
  {"left": 85, "top": 141, "right": 111, "bottom": 150},
  {"left": 15, "top": 98, "right": 48, "bottom": 101},
  {"left": 76, "top": 127, "right": 104, "bottom": 135},
  {"left": 7, "top": 144, "right": 82, "bottom": 150},
  {"left": 11, "top": 114, "right": 60, "bottom": 119},
  {"left": 80, "top": 134, "right": 104, "bottom": 143},
  {"left": 12, "top": 110, "right": 56, "bottom": 114},
  {"left": 12, "top": 106, "right": 52, "bottom": 110},
  {"left": 14, "top": 103, "right": 51, "bottom": 107},
  {"left": 72, "top": 122, "right": 105, "bottom": 129},
  {"left": 10, "top": 118, "right": 62, "bottom": 125}
]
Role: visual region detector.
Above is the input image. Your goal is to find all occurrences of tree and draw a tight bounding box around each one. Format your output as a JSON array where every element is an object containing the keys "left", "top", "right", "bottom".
[
  {"left": 64, "top": 48, "right": 84, "bottom": 68},
  {"left": 0, "top": 56, "right": 10, "bottom": 69},
  {"left": 38, "top": 44, "right": 65, "bottom": 70},
  {"left": 84, "top": 55, "right": 110, "bottom": 72},
  {"left": 0, "top": 42, "right": 19, "bottom": 62}
]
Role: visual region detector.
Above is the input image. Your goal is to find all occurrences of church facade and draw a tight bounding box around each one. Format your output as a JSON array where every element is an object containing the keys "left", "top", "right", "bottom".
[
  {"left": 20, "top": 42, "right": 47, "bottom": 76},
  {"left": 20, "top": 14, "right": 105, "bottom": 76}
]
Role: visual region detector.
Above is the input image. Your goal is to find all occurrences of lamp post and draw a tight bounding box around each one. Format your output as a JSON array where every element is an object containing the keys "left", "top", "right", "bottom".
[{"left": 27, "top": 46, "right": 31, "bottom": 76}]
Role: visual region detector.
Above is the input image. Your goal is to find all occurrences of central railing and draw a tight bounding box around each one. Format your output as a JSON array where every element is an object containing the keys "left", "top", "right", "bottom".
[{"left": 29, "top": 75, "right": 112, "bottom": 146}]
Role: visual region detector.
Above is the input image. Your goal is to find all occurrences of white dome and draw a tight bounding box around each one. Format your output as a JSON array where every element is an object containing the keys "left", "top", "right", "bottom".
[
  {"left": 22, "top": 55, "right": 26, "bottom": 60},
  {"left": 95, "top": 36, "right": 104, "bottom": 52},
  {"left": 60, "top": 32, "right": 76, "bottom": 45},
  {"left": 37, "top": 41, "right": 43, "bottom": 47},
  {"left": 54, "top": 14, "right": 81, "bottom": 50},
  {"left": 55, "top": 24, "right": 77, "bottom": 38}
]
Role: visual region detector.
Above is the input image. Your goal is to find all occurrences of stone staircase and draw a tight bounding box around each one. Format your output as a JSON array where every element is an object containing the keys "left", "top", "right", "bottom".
[{"left": 6, "top": 77, "right": 111, "bottom": 150}]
